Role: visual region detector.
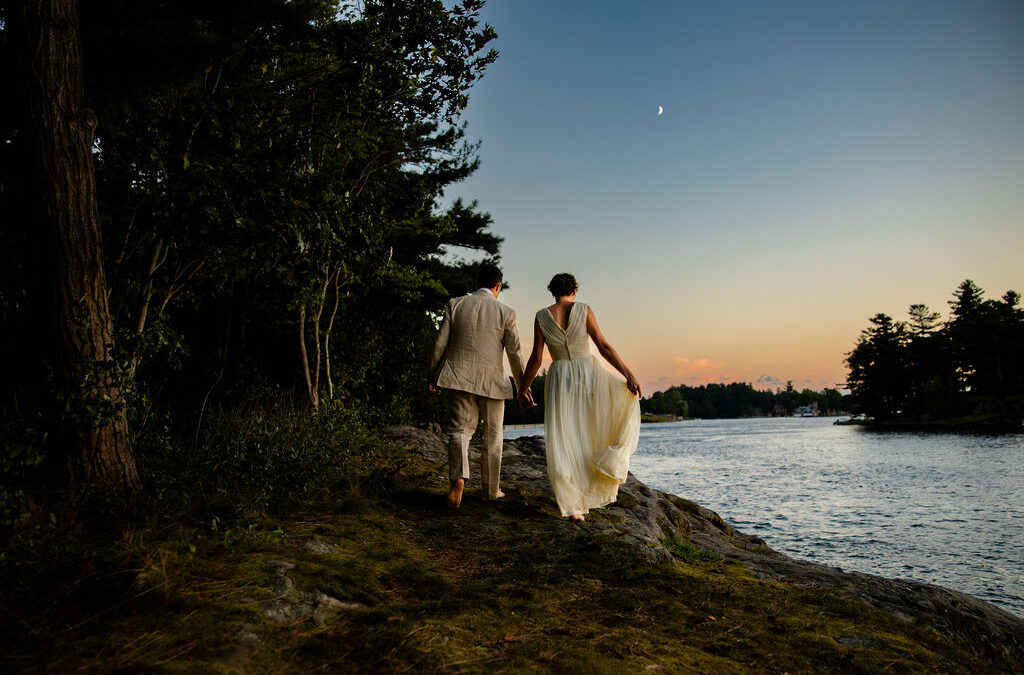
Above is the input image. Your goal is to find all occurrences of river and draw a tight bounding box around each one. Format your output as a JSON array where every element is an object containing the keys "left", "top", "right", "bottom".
[{"left": 505, "top": 417, "right": 1024, "bottom": 618}]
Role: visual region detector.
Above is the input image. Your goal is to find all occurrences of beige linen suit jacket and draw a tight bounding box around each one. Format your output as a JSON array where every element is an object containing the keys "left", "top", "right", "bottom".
[{"left": 430, "top": 290, "right": 526, "bottom": 399}]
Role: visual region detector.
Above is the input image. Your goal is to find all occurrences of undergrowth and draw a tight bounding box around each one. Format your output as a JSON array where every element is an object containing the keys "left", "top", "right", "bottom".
[{"left": 0, "top": 394, "right": 401, "bottom": 598}]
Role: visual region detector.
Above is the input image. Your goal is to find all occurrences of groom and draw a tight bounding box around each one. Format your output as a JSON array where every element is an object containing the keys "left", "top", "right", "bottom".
[{"left": 429, "top": 264, "right": 529, "bottom": 508}]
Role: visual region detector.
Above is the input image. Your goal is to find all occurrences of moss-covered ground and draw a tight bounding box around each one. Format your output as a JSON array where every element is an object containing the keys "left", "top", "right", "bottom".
[{"left": 0, "top": 448, "right": 996, "bottom": 674}]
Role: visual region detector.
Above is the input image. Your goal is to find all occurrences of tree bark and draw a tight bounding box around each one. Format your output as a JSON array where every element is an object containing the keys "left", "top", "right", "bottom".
[
  {"left": 135, "top": 238, "right": 165, "bottom": 336},
  {"left": 298, "top": 305, "right": 318, "bottom": 411},
  {"left": 10, "top": 0, "right": 138, "bottom": 490},
  {"left": 323, "top": 267, "right": 340, "bottom": 401},
  {"left": 311, "top": 268, "right": 329, "bottom": 401}
]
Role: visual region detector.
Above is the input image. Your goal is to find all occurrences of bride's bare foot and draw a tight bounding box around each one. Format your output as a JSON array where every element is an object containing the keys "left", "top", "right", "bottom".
[
  {"left": 569, "top": 514, "right": 585, "bottom": 523},
  {"left": 447, "top": 478, "right": 465, "bottom": 509}
]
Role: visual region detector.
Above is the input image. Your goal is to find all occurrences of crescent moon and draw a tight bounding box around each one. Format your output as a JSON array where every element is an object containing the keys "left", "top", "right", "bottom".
[{"left": 658, "top": 106, "right": 663, "bottom": 115}]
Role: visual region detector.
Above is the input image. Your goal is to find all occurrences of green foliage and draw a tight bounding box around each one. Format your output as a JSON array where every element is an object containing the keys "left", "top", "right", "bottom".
[
  {"left": 845, "top": 280, "right": 1024, "bottom": 424},
  {"left": 1, "top": 1, "right": 504, "bottom": 507},
  {"left": 503, "top": 372, "right": 546, "bottom": 425},
  {"left": 644, "top": 386, "right": 691, "bottom": 417},
  {"left": 662, "top": 536, "right": 724, "bottom": 563},
  {"left": 845, "top": 314, "right": 912, "bottom": 420},
  {"left": 77, "top": 0, "right": 501, "bottom": 415},
  {"left": 143, "top": 392, "right": 402, "bottom": 512},
  {"left": 641, "top": 381, "right": 843, "bottom": 419},
  {"left": 0, "top": 421, "right": 49, "bottom": 554}
]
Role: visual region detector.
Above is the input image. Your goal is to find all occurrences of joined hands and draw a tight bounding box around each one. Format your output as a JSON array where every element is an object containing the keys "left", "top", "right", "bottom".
[{"left": 517, "top": 390, "right": 537, "bottom": 408}]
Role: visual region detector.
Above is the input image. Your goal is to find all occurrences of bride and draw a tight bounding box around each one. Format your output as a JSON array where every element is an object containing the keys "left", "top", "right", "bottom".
[{"left": 517, "top": 273, "right": 642, "bottom": 522}]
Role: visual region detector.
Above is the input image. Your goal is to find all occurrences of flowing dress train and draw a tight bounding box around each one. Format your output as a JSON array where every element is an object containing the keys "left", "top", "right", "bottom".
[{"left": 536, "top": 302, "right": 641, "bottom": 516}]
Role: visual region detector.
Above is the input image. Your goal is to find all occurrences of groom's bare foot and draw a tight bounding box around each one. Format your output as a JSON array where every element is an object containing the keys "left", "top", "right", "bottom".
[
  {"left": 569, "top": 514, "right": 585, "bottom": 523},
  {"left": 447, "top": 478, "right": 465, "bottom": 509},
  {"left": 486, "top": 489, "right": 506, "bottom": 500}
]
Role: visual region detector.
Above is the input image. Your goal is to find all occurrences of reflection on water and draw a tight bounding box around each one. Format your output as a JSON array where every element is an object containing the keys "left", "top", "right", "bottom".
[{"left": 505, "top": 417, "right": 1024, "bottom": 617}]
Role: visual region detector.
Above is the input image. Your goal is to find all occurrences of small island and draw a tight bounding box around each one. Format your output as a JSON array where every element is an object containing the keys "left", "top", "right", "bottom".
[{"left": 845, "top": 280, "right": 1024, "bottom": 432}]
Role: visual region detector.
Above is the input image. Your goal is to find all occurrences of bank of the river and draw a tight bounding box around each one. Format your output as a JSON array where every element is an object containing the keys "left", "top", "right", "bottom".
[
  {"left": 3, "top": 427, "right": 1022, "bottom": 673},
  {"left": 836, "top": 409, "right": 1024, "bottom": 433}
]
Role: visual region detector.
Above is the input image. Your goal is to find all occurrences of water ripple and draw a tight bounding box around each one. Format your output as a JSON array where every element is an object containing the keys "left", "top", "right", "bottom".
[{"left": 626, "top": 418, "right": 1024, "bottom": 618}]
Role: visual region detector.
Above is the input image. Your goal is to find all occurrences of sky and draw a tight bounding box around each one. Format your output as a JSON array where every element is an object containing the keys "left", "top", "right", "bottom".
[{"left": 446, "top": 0, "right": 1024, "bottom": 395}]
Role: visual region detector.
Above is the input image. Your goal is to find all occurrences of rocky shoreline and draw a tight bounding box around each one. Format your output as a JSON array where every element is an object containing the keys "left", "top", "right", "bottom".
[{"left": 389, "top": 426, "right": 1024, "bottom": 672}]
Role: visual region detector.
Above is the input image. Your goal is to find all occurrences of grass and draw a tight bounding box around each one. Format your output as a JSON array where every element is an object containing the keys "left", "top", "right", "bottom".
[
  {"left": 663, "top": 537, "right": 724, "bottom": 563},
  {"left": 0, "top": 441, "right": 1002, "bottom": 674}
]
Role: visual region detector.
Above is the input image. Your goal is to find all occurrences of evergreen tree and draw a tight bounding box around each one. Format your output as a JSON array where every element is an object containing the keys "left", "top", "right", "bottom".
[
  {"left": 6, "top": 0, "right": 137, "bottom": 491},
  {"left": 844, "top": 280, "right": 1023, "bottom": 424},
  {"left": 844, "top": 314, "right": 910, "bottom": 420},
  {"left": 1, "top": 0, "right": 503, "bottom": 501}
]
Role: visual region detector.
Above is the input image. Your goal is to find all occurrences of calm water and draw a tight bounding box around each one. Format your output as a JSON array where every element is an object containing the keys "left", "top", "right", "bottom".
[{"left": 505, "top": 417, "right": 1024, "bottom": 617}]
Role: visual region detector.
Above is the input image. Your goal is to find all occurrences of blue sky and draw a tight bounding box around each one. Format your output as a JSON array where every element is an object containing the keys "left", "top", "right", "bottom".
[{"left": 448, "top": 0, "right": 1024, "bottom": 392}]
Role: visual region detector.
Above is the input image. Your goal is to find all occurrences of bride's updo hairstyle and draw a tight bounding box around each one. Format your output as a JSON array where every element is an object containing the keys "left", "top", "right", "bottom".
[{"left": 548, "top": 273, "right": 578, "bottom": 298}]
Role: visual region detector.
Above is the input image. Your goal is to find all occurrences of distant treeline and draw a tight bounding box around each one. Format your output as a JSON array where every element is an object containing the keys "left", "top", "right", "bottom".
[
  {"left": 503, "top": 375, "right": 845, "bottom": 424},
  {"left": 845, "top": 279, "right": 1023, "bottom": 425},
  {"left": 641, "top": 381, "right": 845, "bottom": 419}
]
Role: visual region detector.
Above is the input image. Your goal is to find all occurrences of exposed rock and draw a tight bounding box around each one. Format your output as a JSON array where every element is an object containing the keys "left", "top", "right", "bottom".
[
  {"left": 236, "top": 624, "right": 260, "bottom": 649},
  {"left": 259, "top": 560, "right": 363, "bottom": 625},
  {"left": 837, "top": 635, "right": 890, "bottom": 650},
  {"left": 303, "top": 539, "right": 340, "bottom": 555},
  {"left": 312, "top": 593, "right": 362, "bottom": 626},
  {"left": 215, "top": 623, "right": 261, "bottom": 672},
  {"left": 386, "top": 426, "right": 1024, "bottom": 672}
]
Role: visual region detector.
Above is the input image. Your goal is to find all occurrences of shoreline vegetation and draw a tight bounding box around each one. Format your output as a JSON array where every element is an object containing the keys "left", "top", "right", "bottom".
[
  {"left": 504, "top": 379, "right": 849, "bottom": 427},
  {"left": 835, "top": 413, "right": 1024, "bottom": 433},
  {"left": 845, "top": 280, "right": 1023, "bottom": 432},
  {"left": 518, "top": 410, "right": 1024, "bottom": 430}
]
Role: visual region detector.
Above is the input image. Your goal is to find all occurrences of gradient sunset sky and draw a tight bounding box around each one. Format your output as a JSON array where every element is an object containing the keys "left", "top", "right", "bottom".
[{"left": 449, "top": 0, "right": 1024, "bottom": 394}]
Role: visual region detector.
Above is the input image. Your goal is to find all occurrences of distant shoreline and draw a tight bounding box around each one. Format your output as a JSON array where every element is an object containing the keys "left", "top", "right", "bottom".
[
  {"left": 836, "top": 414, "right": 1023, "bottom": 434},
  {"left": 505, "top": 414, "right": 853, "bottom": 430}
]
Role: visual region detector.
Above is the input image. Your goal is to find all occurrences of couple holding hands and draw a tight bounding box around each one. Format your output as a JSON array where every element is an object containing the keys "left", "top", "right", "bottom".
[{"left": 429, "top": 265, "right": 641, "bottom": 522}]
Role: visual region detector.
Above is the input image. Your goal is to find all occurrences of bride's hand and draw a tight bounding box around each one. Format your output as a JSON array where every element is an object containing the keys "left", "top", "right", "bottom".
[
  {"left": 625, "top": 374, "right": 642, "bottom": 398},
  {"left": 518, "top": 390, "right": 536, "bottom": 408}
]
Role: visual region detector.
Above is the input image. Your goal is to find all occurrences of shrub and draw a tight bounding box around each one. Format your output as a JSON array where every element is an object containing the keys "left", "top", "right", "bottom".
[{"left": 141, "top": 390, "right": 402, "bottom": 514}]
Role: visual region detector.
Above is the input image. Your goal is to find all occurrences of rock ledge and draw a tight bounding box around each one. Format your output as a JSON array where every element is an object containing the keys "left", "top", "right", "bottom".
[{"left": 388, "top": 426, "right": 1024, "bottom": 672}]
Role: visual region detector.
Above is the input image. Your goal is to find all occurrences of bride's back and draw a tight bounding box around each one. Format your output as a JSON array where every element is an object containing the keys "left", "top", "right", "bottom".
[
  {"left": 545, "top": 302, "right": 573, "bottom": 331},
  {"left": 537, "top": 302, "right": 590, "bottom": 360}
]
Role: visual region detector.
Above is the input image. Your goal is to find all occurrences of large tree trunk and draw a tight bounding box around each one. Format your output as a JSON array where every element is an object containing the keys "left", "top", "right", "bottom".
[{"left": 11, "top": 0, "right": 138, "bottom": 490}]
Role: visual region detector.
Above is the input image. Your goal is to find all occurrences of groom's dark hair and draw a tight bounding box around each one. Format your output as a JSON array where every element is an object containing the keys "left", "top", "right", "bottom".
[{"left": 476, "top": 264, "right": 503, "bottom": 289}]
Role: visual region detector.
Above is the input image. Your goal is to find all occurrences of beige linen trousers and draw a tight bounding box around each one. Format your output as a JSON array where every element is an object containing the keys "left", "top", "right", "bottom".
[{"left": 430, "top": 289, "right": 526, "bottom": 496}]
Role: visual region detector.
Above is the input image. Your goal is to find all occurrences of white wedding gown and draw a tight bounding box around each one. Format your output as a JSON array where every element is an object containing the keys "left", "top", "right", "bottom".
[{"left": 536, "top": 302, "right": 641, "bottom": 517}]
